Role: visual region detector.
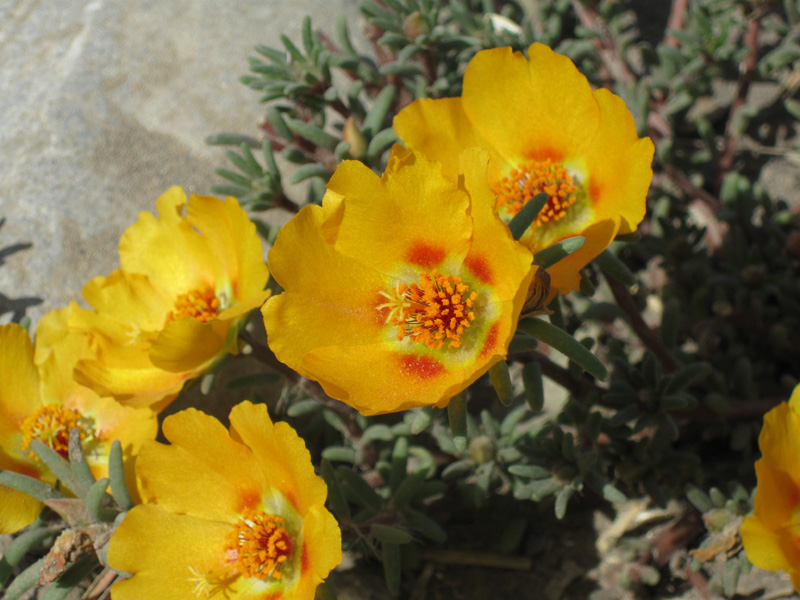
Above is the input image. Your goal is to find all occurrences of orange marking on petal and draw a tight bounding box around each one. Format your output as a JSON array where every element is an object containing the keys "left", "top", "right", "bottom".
[
  {"left": 238, "top": 489, "right": 261, "bottom": 512},
  {"left": 302, "top": 544, "right": 310, "bottom": 574},
  {"left": 405, "top": 242, "right": 446, "bottom": 268},
  {"left": 464, "top": 255, "right": 492, "bottom": 284},
  {"left": 479, "top": 323, "right": 500, "bottom": 358},
  {"left": 399, "top": 354, "right": 445, "bottom": 380}
]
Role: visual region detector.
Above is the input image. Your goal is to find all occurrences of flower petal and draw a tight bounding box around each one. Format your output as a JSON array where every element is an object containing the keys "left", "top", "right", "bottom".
[
  {"left": 0, "top": 324, "right": 40, "bottom": 442},
  {"left": 263, "top": 204, "right": 388, "bottom": 369},
  {"left": 741, "top": 512, "right": 795, "bottom": 572},
  {"left": 118, "top": 187, "right": 215, "bottom": 299},
  {"left": 324, "top": 151, "right": 471, "bottom": 276},
  {"left": 539, "top": 218, "right": 620, "bottom": 295},
  {"left": 462, "top": 43, "right": 600, "bottom": 165},
  {"left": 186, "top": 195, "right": 270, "bottom": 300},
  {"left": 582, "top": 89, "right": 654, "bottom": 234},
  {"left": 229, "top": 402, "right": 328, "bottom": 515},
  {"left": 393, "top": 97, "right": 499, "bottom": 182},
  {"left": 137, "top": 408, "right": 264, "bottom": 521},
  {"left": 0, "top": 485, "right": 43, "bottom": 534},
  {"left": 149, "top": 318, "right": 229, "bottom": 373},
  {"left": 108, "top": 504, "right": 230, "bottom": 600}
]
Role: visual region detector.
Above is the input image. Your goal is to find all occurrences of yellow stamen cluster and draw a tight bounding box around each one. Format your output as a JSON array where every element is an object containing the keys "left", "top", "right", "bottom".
[
  {"left": 226, "top": 509, "right": 292, "bottom": 581},
  {"left": 378, "top": 270, "right": 478, "bottom": 349},
  {"left": 21, "top": 404, "right": 83, "bottom": 458},
  {"left": 165, "top": 287, "right": 221, "bottom": 326},
  {"left": 495, "top": 158, "right": 578, "bottom": 225}
]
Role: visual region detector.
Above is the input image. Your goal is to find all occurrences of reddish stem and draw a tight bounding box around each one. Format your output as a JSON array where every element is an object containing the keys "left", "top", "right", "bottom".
[
  {"left": 715, "top": 14, "right": 762, "bottom": 192},
  {"left": 605, "top": 275, "right": 681, "bottom": 373},
  {"left": 663, "top": 0, "right": 689, "bottom": 48}
]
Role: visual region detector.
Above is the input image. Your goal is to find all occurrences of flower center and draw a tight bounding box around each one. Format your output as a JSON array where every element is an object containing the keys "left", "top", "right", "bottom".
[
  {"left": 21, "top": 404, "right": 84, "bottom": 459},
  {"left": 165, "top": 287, "right": 221, "bottom": 326},
  {"left": 226, "top": 509, "right": 292, "bottom": 581},
  {"left": 377, "top": 270, "right": 477, "bottom": 349},
  {"left": 495, "top": 158, "right": 578, "bottom": 226}
]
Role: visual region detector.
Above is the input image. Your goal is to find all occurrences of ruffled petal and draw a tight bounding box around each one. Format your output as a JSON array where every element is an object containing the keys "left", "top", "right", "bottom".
[
  {"left": 81, "top": 270, "right": 172, "bottom": 332},
  {"left": 137, "top": 409, "right": 264, "bottom": 521},
  {"left": 324, "top": 151, "right": 471, "bottom": 277},
  {"left": 118, "top": 187, "right": 215, "bottom": 298},
  {"left": 229, "top": 402, "right": 328, "bottom": 515},
  {"left": 186, "top": 195, "right": 270, "bottom": 300}
]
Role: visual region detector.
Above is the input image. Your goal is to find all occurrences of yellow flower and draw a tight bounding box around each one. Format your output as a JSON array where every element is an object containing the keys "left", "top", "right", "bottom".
[
  {"left": 0, "top": 308, "right": 157, "bottom": 533},
  {"left": 107, "top": 401, "right": 341, "bottom": 600},
  {"left": 394, "top": 43, "right": 654, "bottom": 294},
  {"left": 741, "top": 384, "right": 800, "bottom": 591},
  {"left": 70, "top": 187, "right": 270, "bottom": 410},
  {"left": 262, "top": 147, "right": 535, "bottom": 415}
]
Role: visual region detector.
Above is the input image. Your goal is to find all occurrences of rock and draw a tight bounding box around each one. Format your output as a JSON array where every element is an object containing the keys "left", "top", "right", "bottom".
[{"left": 0, "top": 0, "right": 358, "bottom": 327}]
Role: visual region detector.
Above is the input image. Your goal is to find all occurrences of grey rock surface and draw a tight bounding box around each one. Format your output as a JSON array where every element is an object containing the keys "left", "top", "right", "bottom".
[{"left": 0, "top": 0, "right": 358, "bottom": 327}]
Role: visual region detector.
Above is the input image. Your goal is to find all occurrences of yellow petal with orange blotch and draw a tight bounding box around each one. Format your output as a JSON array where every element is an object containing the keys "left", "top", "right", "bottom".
[
  {"left": 137, "top": 408, "right": 265, "bottom": 521},
  {"left": 289, "top": 506, "right": 343, "bottom": 600},
  {"left": 325, "top": 151, "right": 471, "bottom": 277},
  {"left": 582, "top": 89, "right": 654, "bottom": 234},
  {"left": 229, "top": 402, "right": 327, "bottom": 516},
  {"left": 462, "top": 43, "right": 600, "bottom": 166}
]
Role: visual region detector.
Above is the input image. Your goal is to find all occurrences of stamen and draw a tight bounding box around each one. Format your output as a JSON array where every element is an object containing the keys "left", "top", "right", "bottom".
[
  {"left": 495, "top": 158, "right": 578, "bottom": 227},
  {"left": 21, "top": 405, "right": 84, "bottom": 459},
  {"left": 379, "top": 270, "right": 478, "bottom": 349},
  {"left": 188, "top": 564, "right": 237, "bottom": 599},
  {"left": 165, "top": 287, "right": 222, "bottom": 326},
  {"left": 225, "top": 509, "right": 293, "bottom": 581}
]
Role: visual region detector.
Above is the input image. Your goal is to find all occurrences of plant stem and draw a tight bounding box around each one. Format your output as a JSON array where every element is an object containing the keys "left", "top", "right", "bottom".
[
  {"left": 605, "top": 275, "right": 680, "bottom": 373},
  {"left": 715, "top": 13, "right": 762, "bottom": 192}
]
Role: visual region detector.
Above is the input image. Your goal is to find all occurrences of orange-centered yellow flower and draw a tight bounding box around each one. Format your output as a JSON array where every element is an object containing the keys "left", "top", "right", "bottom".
[
  {"left": 0, "top": 309, "right": 157, "bottom": 533},
  {"left": 107, "top": 401, "right": 341, "bottom": 600},
  {"left": 262, "top": 147, "right": 536, "bottom": 415},
  {"left": 394, "top": 43, "right": 654, "bottom": 294},
  {"left": 741, "top": 385, "right": 800, "bottom": 591},
  {"left": 69, "top": 187, "right": 270, "bottom": 411}
]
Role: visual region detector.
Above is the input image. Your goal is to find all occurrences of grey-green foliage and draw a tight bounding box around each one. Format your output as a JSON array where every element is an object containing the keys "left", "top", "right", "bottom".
[{"left": 0, "top": 430, "right": 135, "bottom": 597}]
